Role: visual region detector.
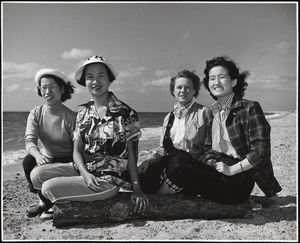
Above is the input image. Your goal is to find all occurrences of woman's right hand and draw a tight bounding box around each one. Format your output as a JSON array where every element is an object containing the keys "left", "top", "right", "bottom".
[
  {"left": 81, "top": 171, "right": 103, "bottom": 191},
  {"left": 35, "top": 153, "right": 51, "bottom": 166}
]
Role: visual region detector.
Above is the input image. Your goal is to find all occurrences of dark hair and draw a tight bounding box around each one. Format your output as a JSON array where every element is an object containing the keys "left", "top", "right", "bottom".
[
  {"left": 37, "top": 74, "right": 75, "bottom": 102},
  {"left": 79, "top": 63, "right": 115, "bottom": 86},
  {"left": 203, "top": 56, "right": 249, "bottom": 100},
  {"left": 170, "top": 70, "right": 201, "bottom": 98}
]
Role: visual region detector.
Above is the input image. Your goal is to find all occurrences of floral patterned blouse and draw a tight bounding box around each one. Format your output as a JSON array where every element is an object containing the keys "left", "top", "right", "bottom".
[{"left": 73, "top": 92, "right": 141, "bottom": 187}]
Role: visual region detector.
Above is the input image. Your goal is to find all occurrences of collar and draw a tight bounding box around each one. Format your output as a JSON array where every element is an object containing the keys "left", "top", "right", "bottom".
[
  {"left": 211, "top": 92, "right": 235, "bottom": 116},
  {"left": 45, "top": 102, "right": 63, "bottom": 113},
  {"left": 230, "top": 95, "right": 243, "bottom": 111},
  {"left": 173, "top": 97, "right": 196, "bottom": 118},
  {"left": 82, "top": 92, "right": 124, "bottom": 121}
]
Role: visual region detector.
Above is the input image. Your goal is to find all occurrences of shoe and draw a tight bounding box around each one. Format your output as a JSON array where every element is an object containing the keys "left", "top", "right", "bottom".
[
  {"left": 27, "top": 204, "right": 52, "bottom": 218},
  {"left": 40, "top": 207, "right": 54, "bottom": 220}
]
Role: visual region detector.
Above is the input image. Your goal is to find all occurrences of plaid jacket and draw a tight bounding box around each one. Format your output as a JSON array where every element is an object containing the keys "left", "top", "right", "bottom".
[{"left": 203, "top": 95, "right": 282, "bottom": 197}]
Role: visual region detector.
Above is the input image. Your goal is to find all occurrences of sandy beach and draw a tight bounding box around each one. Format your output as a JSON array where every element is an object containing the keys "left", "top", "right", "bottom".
[{"left": 2, "top": 111, "right": 297, "bottom": 241}]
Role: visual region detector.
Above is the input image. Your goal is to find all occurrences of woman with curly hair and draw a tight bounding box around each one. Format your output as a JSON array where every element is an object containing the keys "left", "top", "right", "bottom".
[{"left": 138, "top": 69, "right": 212, "bottom": 194}]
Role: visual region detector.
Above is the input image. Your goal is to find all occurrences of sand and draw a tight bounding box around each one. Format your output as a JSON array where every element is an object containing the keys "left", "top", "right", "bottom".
[{"left": 2, "top": 111, "right": 297, "bottom": 241}]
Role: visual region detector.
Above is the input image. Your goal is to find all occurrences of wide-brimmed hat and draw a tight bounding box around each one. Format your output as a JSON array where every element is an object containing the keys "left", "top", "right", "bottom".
[
  {"left": 35, "top": 68, "right": 69, "bottom": 86},
  {"left": 75, "top": 55, "right": 119, "bottom": 86}
]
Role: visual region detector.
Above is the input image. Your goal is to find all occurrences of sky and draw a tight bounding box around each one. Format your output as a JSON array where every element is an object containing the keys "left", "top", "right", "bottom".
[{"left": 2, "top": 1, "right": 298, "bottom": 112}]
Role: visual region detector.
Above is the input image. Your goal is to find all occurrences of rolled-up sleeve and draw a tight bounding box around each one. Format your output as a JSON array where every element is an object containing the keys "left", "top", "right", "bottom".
[
  {"left": 73, "top": 107, "right": 86, "bottom": 141},
  {"left": 124, "top": 110, "right": 142, "bottom": 141}
]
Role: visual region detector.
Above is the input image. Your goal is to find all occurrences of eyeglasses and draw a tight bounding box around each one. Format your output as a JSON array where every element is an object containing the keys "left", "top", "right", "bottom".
[{"left": 39, "top": 84, "right": 58, "bottom": 92}]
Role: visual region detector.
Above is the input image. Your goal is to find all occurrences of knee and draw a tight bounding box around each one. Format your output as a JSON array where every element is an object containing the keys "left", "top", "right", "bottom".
[
  {"left": 168, "top": 153, "right": 189, "bottom": 169},
  {"left": 30, "top": 166, "right": 45, "bottom": 189},
  {"left": 41, "top": 179, "right": 55, "bottom": 202},
  {"left": 22, "top": 154, "right": 36, "bottom": 168}
]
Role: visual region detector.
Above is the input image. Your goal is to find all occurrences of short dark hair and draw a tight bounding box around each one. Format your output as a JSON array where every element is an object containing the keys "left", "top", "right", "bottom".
[
  {"left": 79, "top": 64, "right": 115, "bottom": 86},
  {"left": 203, "top": 56, "right": 249, "bottom": 100},
  {"left": 170, "top": 70, "right": 201, "bottom": 98},
  {"left": 37, "top": 74, "right": 75, "bottom": 102}
]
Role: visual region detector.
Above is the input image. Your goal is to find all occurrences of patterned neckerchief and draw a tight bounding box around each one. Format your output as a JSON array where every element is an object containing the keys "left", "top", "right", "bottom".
[
  {"left": 211, "top": 92, "right": 235, "bottom": 123},
  {"left": 173, "top": 97, "right": 196, "bottom": 118}
]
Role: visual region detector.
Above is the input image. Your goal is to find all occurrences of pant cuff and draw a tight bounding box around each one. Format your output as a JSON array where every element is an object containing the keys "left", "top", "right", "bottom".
[{"left": 160, "top": 169, "right": 182, "bottom": 193}]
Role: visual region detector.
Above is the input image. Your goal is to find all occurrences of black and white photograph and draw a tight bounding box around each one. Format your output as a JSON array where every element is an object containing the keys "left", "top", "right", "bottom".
[{"left": 2, "top": 1, "right": 298, "bottom": 241}]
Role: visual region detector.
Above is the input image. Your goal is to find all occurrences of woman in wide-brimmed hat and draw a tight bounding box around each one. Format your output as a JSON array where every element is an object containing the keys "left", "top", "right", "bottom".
[
  {"left": 24, "top": 68, "right": 76, "bottom": 219},
  {"left": 31, "top": 55, "right": 148, "bottom": 213}
]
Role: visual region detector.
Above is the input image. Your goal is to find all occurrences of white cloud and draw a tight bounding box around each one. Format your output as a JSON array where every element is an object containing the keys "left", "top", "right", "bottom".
[
  {"left": 261, "top": 42, "right": 292, "bottom": 56},
  {"left": 62, "top": 48, "right": 93, "bottom": 60},
  {"left": 74, "top": 86, "right": 83, "bottom": 94},
  {"left": 156, "top": 69, "right": 172, "bottom": 77},
  {"left": 142, "top": 76, "right": 171, "bottom": 87},
  {"left": 110, "top": 86, "right": 123, "bottom": 93},
  {"left": 3, "top": 61, "right": 42, "bottom": 80},
  {"left": 5, "top": 84, "right": 20, "bottom": 92},
  {"left": 275, "top": 42, "right": 291, "bottom": 55},
  {"left": 262, "top": 83, "right": 280, "bottom": 89},
  {"left": 138, "top": 88, "right": 146, "bottom": 93},
  {"left": 183, "top": 32, "right": 190, "bottom": 40},
  {"left": 118, "top": 66, "right": 146, "bottom": 80},
  {"left": 249, "top": 74, "right": 296, "bottom": 91},
  {"left": 113, "top": 54, "right": 131, "bottom": 60},
  {"left": 22, "top": 87, "right": 35, "bottom": 93},
  {"left": 67, "top": 71, "right": 77, "bottom": 83}
]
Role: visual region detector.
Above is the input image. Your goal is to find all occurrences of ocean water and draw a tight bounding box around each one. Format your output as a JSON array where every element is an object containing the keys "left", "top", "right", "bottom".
[
  {"left": 2, "top": 111, "right": 166, "bottom": 152},
  {"left": 2, "top": 110, "right": 276, "bottom": 166}
]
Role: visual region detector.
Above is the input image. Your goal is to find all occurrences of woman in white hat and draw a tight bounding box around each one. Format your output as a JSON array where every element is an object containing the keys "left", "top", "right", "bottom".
[
  {"left": 31, "top": 55, "right": 148, "bottom": 214},
  {"left": 23, "top": 68, "right": 76, "bottom": 219}
]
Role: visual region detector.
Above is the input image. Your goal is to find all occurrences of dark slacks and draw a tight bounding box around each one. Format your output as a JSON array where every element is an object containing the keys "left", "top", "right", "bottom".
[{"left": 139, "top": 150, "right": 255, "bottom": 205}]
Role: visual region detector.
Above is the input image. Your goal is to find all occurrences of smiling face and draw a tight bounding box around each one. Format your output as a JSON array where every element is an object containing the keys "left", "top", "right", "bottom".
[
  {"left": 173, "top": 77, "right": 196, "bottom": 107},
  {"left": 208, "top": 66, "right": 237, "bottom": 103},
  {"left": 85, "top": 63, "right": 111, "bottom": 97},
  {"left": 40, "top": 77, "right": 63, "bottom": 106}
]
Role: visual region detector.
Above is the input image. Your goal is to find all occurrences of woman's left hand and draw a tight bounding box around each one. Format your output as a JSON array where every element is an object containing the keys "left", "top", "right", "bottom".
[
  {"left": 215, "top": 162, "right": 233, "bottom": 176},
  {"left": 131, "top": 190, "right": 149, "bottom": 213}
]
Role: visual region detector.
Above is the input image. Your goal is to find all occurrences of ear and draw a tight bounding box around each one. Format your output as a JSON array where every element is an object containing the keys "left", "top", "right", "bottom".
[
  {"left": 231, "top": 79, "right": 237, "bottom": 87},
  {"left": 192, "top": 88, "right": 196, "bottom": 97}
]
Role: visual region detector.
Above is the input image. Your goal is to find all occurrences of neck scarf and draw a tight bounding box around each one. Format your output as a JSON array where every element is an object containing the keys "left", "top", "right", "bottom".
[{"left": 173, "top": 97, "right": 196, "bottom": 119}]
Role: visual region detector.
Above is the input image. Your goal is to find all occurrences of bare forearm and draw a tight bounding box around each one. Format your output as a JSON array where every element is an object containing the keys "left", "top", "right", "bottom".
[
  {"left": 28, "top": 146, "right": 41, "bottom": 158},
  {"left": 73, "top": 139, "right": 89, "bottom": 175},
  {"left": 216, "top": 158, "right": 254, "bottom": 176},
  {"left": 73, "top": 150, "right": 89, "bottom": 175},
  {"left": 127, "top": 140, "right": 143, "bottom": 191},
  {"left": 25, "top": 136, "right": 39, "bottom": 156},
  {"left": 128, "top": 155, "right": 142, "bottom": 191},
  {"left": 231, "top": 158, "right": 254, "bottom": 175}
]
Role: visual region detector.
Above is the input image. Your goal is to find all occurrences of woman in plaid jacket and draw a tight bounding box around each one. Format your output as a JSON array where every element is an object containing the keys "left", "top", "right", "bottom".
[{"left": 154, "top": 56, "right": 281, "bottom": 205}]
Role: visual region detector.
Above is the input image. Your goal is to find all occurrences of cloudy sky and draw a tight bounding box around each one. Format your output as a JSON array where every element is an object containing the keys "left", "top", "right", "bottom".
[{"left": 2, "top": 2, "right": 297, "bottom": 112}]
